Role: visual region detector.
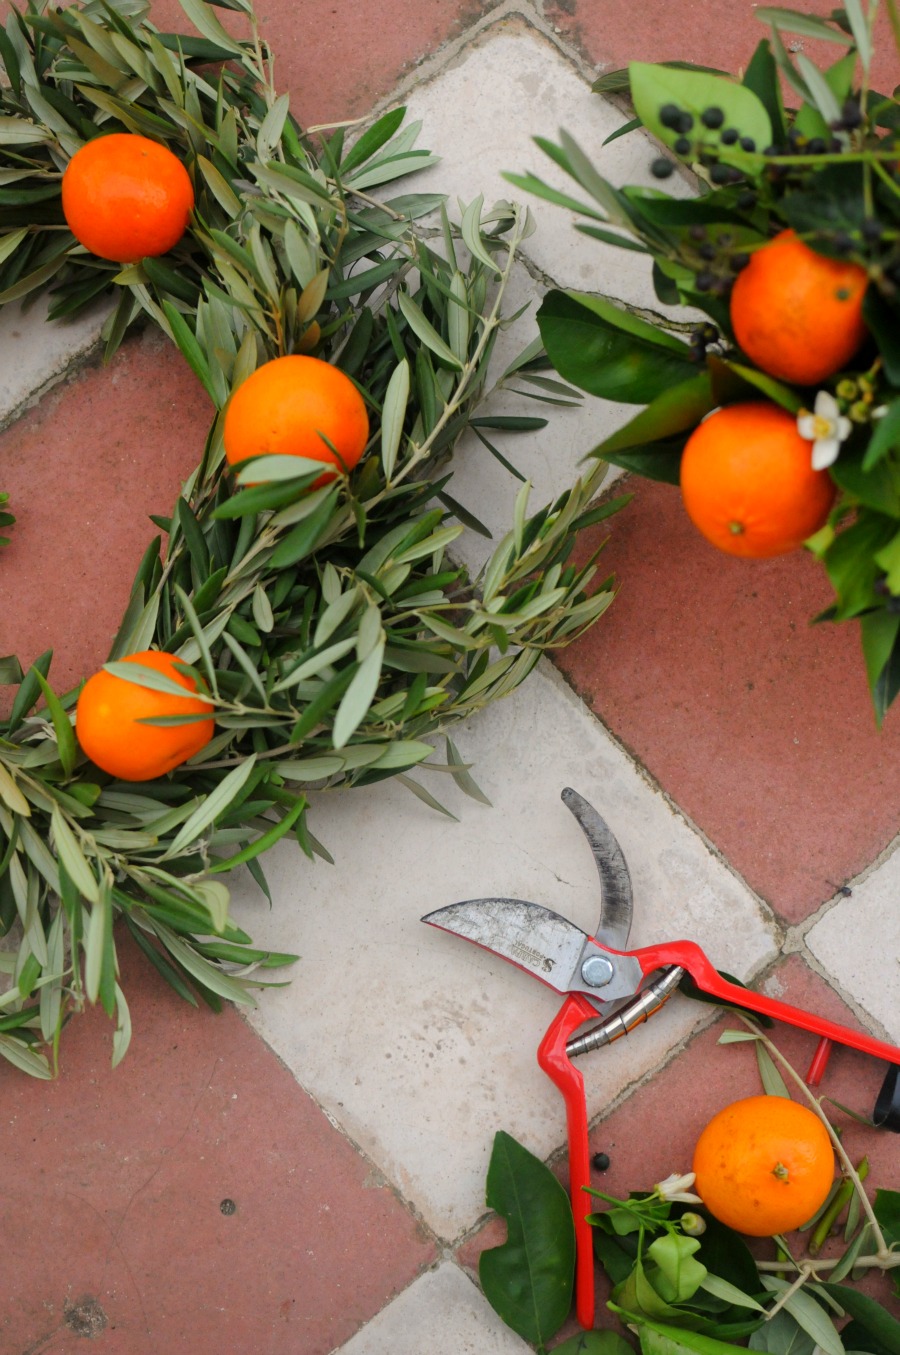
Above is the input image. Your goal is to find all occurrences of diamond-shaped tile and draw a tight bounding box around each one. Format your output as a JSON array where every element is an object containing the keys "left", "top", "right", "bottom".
[{"left": 231, "top": 664, "right": 776, "bottom": 1240}]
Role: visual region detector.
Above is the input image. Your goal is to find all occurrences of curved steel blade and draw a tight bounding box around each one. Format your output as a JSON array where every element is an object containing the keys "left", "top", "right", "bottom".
[
  {"left": 561, "top": 787, "right": 633, "bottom": 950},
  {"left": 422, "top": 898, "right": 643, "bottom": 1003}
]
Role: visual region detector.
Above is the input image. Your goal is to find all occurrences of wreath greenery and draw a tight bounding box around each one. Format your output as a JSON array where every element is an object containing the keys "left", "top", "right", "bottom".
[
  {"left": 0, "top": 0, "right": 622, "bottom": 1077},
  {"left": 510, "top": 1, "right": 900, "bottom": 722}
]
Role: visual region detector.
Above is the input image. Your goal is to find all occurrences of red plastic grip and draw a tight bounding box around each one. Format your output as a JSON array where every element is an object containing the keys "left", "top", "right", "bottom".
[
  {"left": 627, "top": 939, "right": 900, "bottom": 1066},
  {"left": 537, "top": 993, "right": 602, "bottom": 1331}
]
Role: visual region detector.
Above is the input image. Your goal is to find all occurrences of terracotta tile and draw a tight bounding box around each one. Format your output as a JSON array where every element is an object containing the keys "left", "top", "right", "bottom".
[
  {"left": 146, "top": 0, "right": 503, "bottom": 127},
  {"left": 554, "top": 476, "right": 900, "bottom": 921},
  {"left": 1, "top": 932, "right": 436, "bottom": 1355},
  {"left": 458, "top": 955, "right": 898, "bottom": 1332},
  {"left": 0, "top": 329, "right": 210, "bottom": 704},
  {"left": 548, "top": 0, "right": 899, "bottom": 104}
]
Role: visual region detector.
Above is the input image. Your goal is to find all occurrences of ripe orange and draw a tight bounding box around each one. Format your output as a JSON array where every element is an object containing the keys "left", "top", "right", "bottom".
[
  {"left": 679, "top": 401, "right": 836, "bottom": 557},
  {"left": 62, "top": 133, "right": 194, "bottom": 263},
  {"left": 76, "top": 650, "right": 215, "bottom": 782},
  {"left": 692, "top": 1095, "right": 835, "bottom": 1237},
  {"left": 730, "top": 229, "right": 868, "bottom": 386},
  {"left": 223, "top": 355, "right": 370, "bottom": 482}
]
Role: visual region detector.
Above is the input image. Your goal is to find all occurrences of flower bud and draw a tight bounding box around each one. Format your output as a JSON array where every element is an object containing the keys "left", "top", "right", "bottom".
[{"left": 680, "top": 1212, "right": 707, "bottom": 1237}]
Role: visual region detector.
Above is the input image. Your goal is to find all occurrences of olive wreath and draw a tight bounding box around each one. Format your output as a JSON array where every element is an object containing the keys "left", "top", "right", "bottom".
[{"left": 0, "top": 0, "right": 623, "bottom": 1076}]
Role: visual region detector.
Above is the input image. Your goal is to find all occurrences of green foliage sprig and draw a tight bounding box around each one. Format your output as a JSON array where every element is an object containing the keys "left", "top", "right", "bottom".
[
  {"left": 0, "top": 0, "right": 622, "bottom": 1076},
  {"left": 506, "top": 1, "right": 900, "bottom": 722},
  {"left": 0, "top": 492, "right": 14, "bottom": 546},
  {"left": 479, "top": 1025, "right": 900, "bottom": 1355}
]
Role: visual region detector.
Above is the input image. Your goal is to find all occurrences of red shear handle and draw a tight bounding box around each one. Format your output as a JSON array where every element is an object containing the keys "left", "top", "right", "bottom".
[
  {"left": 537, "top": 993, "right": 601, "bottom": 1331},
  {"left": 630, "top": 940, "right": 900, "bottom": 1066}
]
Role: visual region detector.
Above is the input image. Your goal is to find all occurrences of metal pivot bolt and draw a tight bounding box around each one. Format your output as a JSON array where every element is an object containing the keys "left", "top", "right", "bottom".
[{"left": 581, "top": 954, "right": 615, "bottom": 988}]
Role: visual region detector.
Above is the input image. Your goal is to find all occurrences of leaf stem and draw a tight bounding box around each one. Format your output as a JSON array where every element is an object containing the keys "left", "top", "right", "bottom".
[
  {"left": 757, "top": 1251, "right": 900, "bottom": 1272},
  {"left": 763, "top": 1264, "right": 814, "bottom": 1321}
]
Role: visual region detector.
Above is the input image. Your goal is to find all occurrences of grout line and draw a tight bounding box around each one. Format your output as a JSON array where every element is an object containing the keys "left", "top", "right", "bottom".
[
  {"left": 234, "top": 1007, "right": 453, "bottom": 1251},
  {"left": 0, "top": 332, "right": 105, "bottom": 438}
]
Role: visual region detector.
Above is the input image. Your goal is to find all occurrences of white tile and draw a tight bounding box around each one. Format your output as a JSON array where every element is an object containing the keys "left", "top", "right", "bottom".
[
  {"left": 334, "top": 1263, "right": 531, "bottom": 1354},
  {"left": 230, "top": 664, "right": 777, "bottom": 1239},
  {"left": 0, "top": 294, "right": 108, "bottom": 426},
  {"left": 404, "top": 23, "right": 693, "bottom": 314},
  {"left": 805, "top": 850, "right": 900, "bottom": 1043}
]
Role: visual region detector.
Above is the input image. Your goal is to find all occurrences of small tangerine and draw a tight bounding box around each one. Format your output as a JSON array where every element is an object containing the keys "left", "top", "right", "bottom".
[
  {"left": 62, "top": 133, "right": 194, "bottom": 263},
  {"left": 692, "top": 1094, "right": 835, "bottom": 1237},
  {"left": 223, "top": 355, "right": 369, "bottom": 483},
  {"left": 679, "top": 401, "right": 836, "bottom": 558},
  {"left": 76, "top": 650, "right": 215, "bottom": 782},
  {"left": 730, "top": 229, "right": 868, "bottom": 385}
]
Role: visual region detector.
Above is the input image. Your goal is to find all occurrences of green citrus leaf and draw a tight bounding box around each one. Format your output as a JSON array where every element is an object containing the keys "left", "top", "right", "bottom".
[{"left": 479, "top": 1130, "right": 575, "bottom": 1346}]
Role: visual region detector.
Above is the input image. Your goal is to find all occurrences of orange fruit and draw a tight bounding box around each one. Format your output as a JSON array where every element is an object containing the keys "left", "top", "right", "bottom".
[
  {"left": 730, "top": 229, "right": 868, "bottom": 386},
  {"left": 680, "top": 401, "right": 836, "bottom": 558},
  {"left": 62, "top": 133, "right": 194, "bottom": 263},
  {"left": 76, "top": 650, "right": 215, "bottom": 782},
  {"left": 223, "top": 355, "right": 369, "bottom": 482},
  {"left": 692, "top": 1094, "right": 835, "bottom": 1237}
]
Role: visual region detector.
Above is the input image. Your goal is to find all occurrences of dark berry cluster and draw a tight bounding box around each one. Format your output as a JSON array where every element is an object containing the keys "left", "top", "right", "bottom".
[
  {"left": 682, "top": 225, "right": 751, "bottom": 298},
  {"left": 651, "top": 101, "right": 753, "bottom": 183},
  {"left": 688, "top": 321, "right": 719, "bottom": 361}
]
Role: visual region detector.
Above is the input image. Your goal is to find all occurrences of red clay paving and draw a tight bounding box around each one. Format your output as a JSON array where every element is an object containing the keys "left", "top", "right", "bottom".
[
  {"left": 145, "top": 0, "right": 503, "bottom": 128},
  {"left": 554, "top": 475, "right": 900, "bottom": 923},
  {"left": 457, "top": 954, "right": 898, "bottom": 1336},
  {"left": 549, "top": 0, "right": 900, "bottom": 100},
  {"left": 0, "top": 329, "right": 210, "bottom": 703},
  {"left": 1, "top": 934, "right": 436, "bottom": 1355}
]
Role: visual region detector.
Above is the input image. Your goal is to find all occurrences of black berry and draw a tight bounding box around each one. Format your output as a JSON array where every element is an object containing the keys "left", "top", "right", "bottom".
[
  {"left": 674, "top": 135, "right": 692, "bottom": 155},
  {"left": 695, "top": 269, "right": 716, "bottom": 291},
  {"left": 720, "top": 127, "right": 739, "bottom": 145},
  {"left": 701, "top": 106, "right": 724, "bottom": 129},
  {"left": 592, "top": 1152, "right": 611, "bottom": 1171},
  {"left": 660, "top": 103, "right": 682, "bottom": 129},
  {"left": 710, "top": 163, "right": 732, "bottom": 184},
  {"left": 698, "top": 242, "right": 717, "bottom": 260},
  {"left": 739, "top": 136, "right": 756, "bottom": 152},
  {"left": 651, "top": 157, "right": 675, "bottom": 178},
  {"left": 677, "top": 112, "right": 694, "bottom": 133},
  {"left": 841, "top": 97, "right": 863, "bottom": 129}
]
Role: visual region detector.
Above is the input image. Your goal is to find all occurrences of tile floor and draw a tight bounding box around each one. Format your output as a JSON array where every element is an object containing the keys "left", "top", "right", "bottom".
[{"left": 1, "top": 2, "right": 898, "bottom": 1352}]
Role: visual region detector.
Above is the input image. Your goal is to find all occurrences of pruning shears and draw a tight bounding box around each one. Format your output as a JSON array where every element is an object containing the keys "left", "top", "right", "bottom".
[{"left": 422, "top": 788, "right": 900, "bottom": 1331}]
